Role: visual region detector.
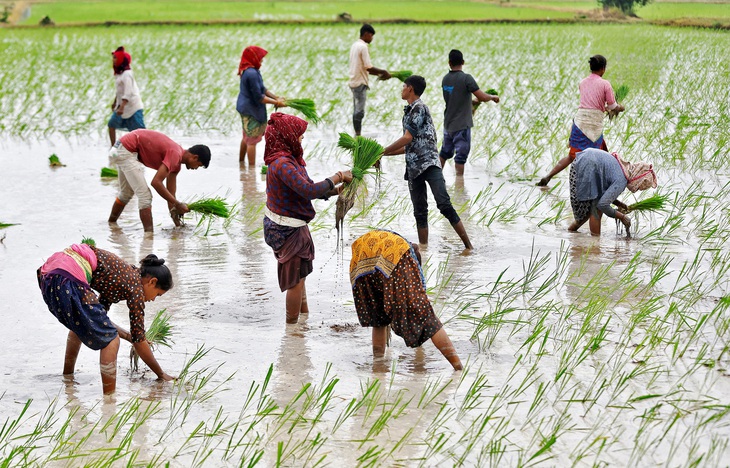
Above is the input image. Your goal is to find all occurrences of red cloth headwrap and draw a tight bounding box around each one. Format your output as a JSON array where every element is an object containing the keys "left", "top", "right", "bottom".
[
  {"left": 264, "top": 113, "right": 308, "bottom": 167},
  {"left": 112, "top": 46, "right": 132, "bottom": 75},
  {"left": 238, "top": 46, "right": 268, "bottom": 75}
]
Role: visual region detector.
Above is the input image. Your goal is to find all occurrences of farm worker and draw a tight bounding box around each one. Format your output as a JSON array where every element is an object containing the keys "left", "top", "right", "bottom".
[
  {"left": 108, "top": 46, "right": 146, "bottom": 147},
  {"left": 262, "top": 113, "right": 353, "bottom": 324},
  {"left": 237, "top": 45, "right": 286, "bottom": 166},
  {"left": 350, "top": 230, "right": 463, "bottom": 370},
  {"left": 439, "top": 49, "right": 499, "bottom": 176},
  {"left": 348, "top": 23, "right": 391, "bottom": 136},
  {"left": 537, "top": 54, "right": 625, "bottom": 186},
  {"left": 107, "top": 129, "right": 211, "bottom": 232},
  {"left": 382, "top": 75, "right": 473, "bottom": 250},
  {"left": 568, "top": 148, "right": 656, "bottom": 236},
  {"left": 37, "top": 245, "right": 176, "bottom": 394}
]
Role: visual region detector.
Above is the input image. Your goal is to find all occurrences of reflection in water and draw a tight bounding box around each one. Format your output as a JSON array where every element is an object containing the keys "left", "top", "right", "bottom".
[{"left": 272, "top": 319, "right": 314, "bottom": 403}]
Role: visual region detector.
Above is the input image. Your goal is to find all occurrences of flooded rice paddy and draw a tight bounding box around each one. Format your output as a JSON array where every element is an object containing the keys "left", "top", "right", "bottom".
[{"left": 1, "top": 23, "right": 730, "bottom": 466}]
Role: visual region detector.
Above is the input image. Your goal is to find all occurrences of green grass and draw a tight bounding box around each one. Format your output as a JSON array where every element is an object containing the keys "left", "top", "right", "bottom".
[{"left": 19, "top": 0, "right": 577, "bottom": 25}]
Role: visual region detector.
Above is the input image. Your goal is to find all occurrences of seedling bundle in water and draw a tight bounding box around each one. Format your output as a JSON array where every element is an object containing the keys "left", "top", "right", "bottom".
[
  {"left": 283, "top": 98, "right": 321, "bottom": 123},
  {"left": 335, "top": 134, "right": 384, "bottom": 233},
  {"left": 0, "top": 222, "right": 18, "bottom": 229},
  {"left": 48, "top": 154, "right": 64, "bottom": 167},
  {"left": 130, "top": 309, "right": 174, "bottom": 372},
  {"left": 100, "top": 167, "right": 118, "bottom": 178}
]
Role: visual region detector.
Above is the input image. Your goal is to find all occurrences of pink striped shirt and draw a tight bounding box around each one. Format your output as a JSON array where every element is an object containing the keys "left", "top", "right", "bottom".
[
  {"left": 578, "top": 73, "right": 617, "bottom": 112},
  {"left": 41, "top": 244, "right": 98, "bottom": 285}
]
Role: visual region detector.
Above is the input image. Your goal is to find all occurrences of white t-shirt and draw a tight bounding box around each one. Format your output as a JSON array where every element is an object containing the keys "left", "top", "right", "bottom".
[
  {"left": 348, "top": 39, "right": 373, "bottom": 88},
  {"left": 114, "top": 70, "right": 144, "bottom": 119}
]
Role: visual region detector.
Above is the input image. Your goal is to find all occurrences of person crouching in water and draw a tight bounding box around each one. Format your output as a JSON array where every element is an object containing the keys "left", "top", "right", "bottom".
[
  {"left": 350, "top": 230, "right": 463, "bottom": 370},
  {"left": 263, "top": 113, "right": 353, "bottom": 324},
  {"left": 568, "top": 148, "right": 657, "bottom": 236},
  {"left": 37, "top": 243, "right": 176, "bottom": 394}
]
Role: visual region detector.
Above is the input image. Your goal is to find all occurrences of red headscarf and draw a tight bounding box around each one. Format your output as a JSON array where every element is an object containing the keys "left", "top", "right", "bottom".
[
  {"left": 264, "top": 113, "right": 308, "bottom": 166},
  {"left": 112, "top": 46, "right": 132, "bottom": 75},
  {"left": 238, "top": 46, "right": 268, "bottom": 75}
]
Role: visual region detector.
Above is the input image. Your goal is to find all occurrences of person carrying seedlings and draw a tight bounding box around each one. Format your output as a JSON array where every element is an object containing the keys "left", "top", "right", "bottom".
[
  {"left": 568, "top": 148, "right": 656, "bottom": 236},
  {"left": 348, "top": 23, "right": 391, "bottom": 136},
  {"left": 537, "top": 55, "right": 625, "bottom": 187},
  {"left": 263, "top": 113, "right": 353, "bottom": 324},
  {"left": 107, "top": 46, "right": 146, "bottom": 147},
  {"left": 107, "top": 129, "right": 211, "bottom": 232},
  {"left": 440, "top": 49, "right": 499, "bottom": 176},
  {"left": 382, "top": 75, "right": 473, "bottom": 250},
  {"left": 237, "top": 45, "right": 286, "bottom": 166},
  {"left": 350, "top": 230, "right": 462, "bottom": 370},
  {"left": 37, "top": 244, "right": 176, "bottom": 394}
]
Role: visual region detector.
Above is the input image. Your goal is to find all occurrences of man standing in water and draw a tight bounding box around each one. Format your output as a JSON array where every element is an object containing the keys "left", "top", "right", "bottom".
[
  {"left": 108, "top": 129, "right": 211, "bottom": 232},
  {"left": 382, "top": 75, "right": 473, "bottom": 250},
  {"left": 440, "top": 49, "right": 499, "bottom": 176},
  {"left": 348, "top": 23, "right": 391, "bottom": 136},
  {"left": 108, "top": 46, "right": 146, "bottom": 147}
]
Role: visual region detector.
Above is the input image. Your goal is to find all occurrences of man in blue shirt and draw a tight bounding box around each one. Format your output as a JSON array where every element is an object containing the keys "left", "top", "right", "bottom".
[{"left": 383, "top": 75, "right": 473, "bottom": 250}]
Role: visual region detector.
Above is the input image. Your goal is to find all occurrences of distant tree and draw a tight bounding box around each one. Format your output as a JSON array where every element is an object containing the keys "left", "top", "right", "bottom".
[{"left": 599, "top": 0, "right": 652, "bottom": 16}]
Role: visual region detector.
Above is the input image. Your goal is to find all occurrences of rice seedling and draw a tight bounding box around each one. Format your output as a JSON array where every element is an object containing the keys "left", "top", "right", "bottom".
[
  {"left": 614, "top": 84, "right": 630, "bottom": 103},
  {"left": 100, "top": 167, "right": 118, "bottom": 178},
  {"left": 387, "top": 70, "right": 413, "bottom": 82},
  {"left": 184, "top": 196, "right": 233, "bottom": 235},
  {"left": 283, "top": 98, "right": 321, "bottom": 124},
  {"left": 335, "top": 136, "right": 384, "bottom": 233},
  {"left": 337, "top": 132, "right": 357, "bottom": 151},
  {"left": 48, "top": 153, "right": 64, "bottom": 167},
  {"left": 80, "top": 236, "right": 96, "bottom": 246},
  {"left": 260, "top": 165, "right": 267, "bottom": 175},
  {"left": 627, "top": 193, "right": 669, "bottom": 213},
  {"left": 0, "top": 222, "right": 18, "bottom": 229},
  {"left": 130, "top": 308, "right": 174, "bottom": 372}
]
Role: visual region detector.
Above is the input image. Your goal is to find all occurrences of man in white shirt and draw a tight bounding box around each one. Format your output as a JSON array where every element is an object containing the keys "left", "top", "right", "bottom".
[{"left": 348, "top": 24, "right": 391, "bottom": 136}]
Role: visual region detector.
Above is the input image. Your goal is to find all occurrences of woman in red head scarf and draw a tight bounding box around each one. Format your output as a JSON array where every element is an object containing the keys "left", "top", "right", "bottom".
[
  {"left": 263, "top": 113, "right": 354, "bottom": 324},
  {"left": 236, "top": 45, "right": 287, "bottom": 166},
  {"left": 108, "top": 46, "right": 146, "bottom": 146}
]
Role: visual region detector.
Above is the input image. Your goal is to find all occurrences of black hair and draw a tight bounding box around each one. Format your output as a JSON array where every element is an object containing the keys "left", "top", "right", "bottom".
[
  {"left": 139, "top": 254, "right": 174, "bottom": 291},
  {"left": 360, "top": 23, "right": 375, "bottom": 36},
  {"left": 188, "top": 144, "right": 211, "bottom": 168},
  {"left": 404, "top": 75, "right": 427, "bottom": 96},
  {"left": 448, "top": 49, "right": 464, "bottom": 66},
  {"left": 589, "top": 55, "right": 607, "bottom": 72}
]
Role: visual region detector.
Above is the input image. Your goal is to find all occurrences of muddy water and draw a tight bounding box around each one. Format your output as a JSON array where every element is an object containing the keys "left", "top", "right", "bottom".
[{"left": 1, "top": 129, "right": 728, "bottom": 465}]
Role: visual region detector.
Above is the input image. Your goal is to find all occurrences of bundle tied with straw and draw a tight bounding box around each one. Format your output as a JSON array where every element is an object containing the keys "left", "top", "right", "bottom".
[
  {"left": 283, "top": 98, "right": 321, "bottom": 124},
  {"left": 335, "top": 135, "right": 384, "bottom": 233},
  {"left": 101, "top": 167, "right": 118, "bottom": 178},
  {"left": 387, "top": 70, "right": 413, "bottom": 82},
  {"left": 609, "top": 84, "right": 630, "bottom": 120},
  {"left": 48, "top": 154, "right": 65, "bottom": 167},
  {"left": 130, "top": 309, "right": 173, "bottom": 372}
]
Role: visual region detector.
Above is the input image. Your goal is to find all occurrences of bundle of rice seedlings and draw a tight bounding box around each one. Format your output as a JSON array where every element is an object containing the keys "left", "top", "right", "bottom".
[
  {"left": 609, "top": 84, "right": 630, "bottom": 120},
  {"left": 337, "top": 132, "right": 357, "bottom": 151},
  {"left": 130, "top": 309, "right": 174, "bottom": 372},
  {"left": 486, "top": 88, "right": 499, "bottom": 96},
  {"left": 388, "top": 70, "right": 413, "bottom": 82},
  {"left": 283, "top": 98, "right": 321, "bottom": 124},
  {"left": 335, "top": 136, "right": 384, "bottom": 232},
  {"left": 260, "top": 165, "right": 268, "bottom": 175},
  {"left": 48, "top": 154, "right": 65, "bottom": 167},
  {"left": 187, "top": 197, "right": 231, "bottom": 219},
  {"left": 100, "top": 167, "right": 118, "bottom": 178},
  {"left": 0, "top": 222, "right": 18, "bottom": 229},
  {"left": 627, "top": 194, "right": 668, "bottom": 213},
  {"left": 614, "top": 84, "right": 630, "bottom": 103},
  {"left": 81, "top": 236, "right": 96, "bottom": 247}
]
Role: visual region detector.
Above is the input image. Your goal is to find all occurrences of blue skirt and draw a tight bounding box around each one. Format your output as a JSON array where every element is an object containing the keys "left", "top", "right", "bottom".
[{"left": 38, "top": 271, "right": 118, "bottom": 350}]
